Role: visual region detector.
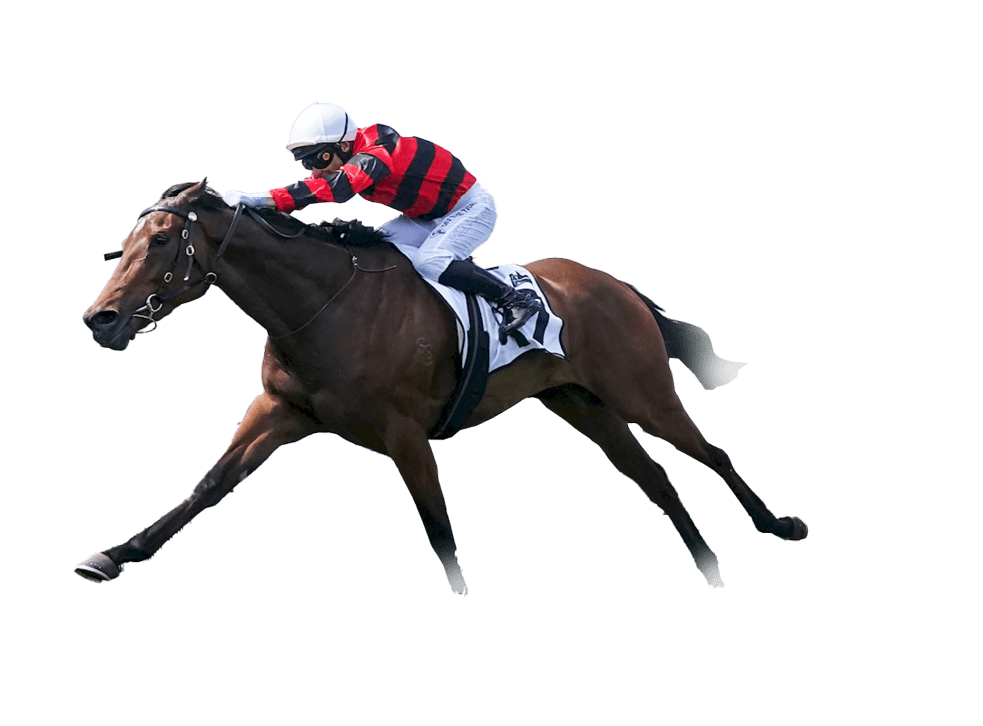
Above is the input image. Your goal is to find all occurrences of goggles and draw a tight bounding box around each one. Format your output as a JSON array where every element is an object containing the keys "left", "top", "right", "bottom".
[{"left": 295, "top": 143, "right": 336, "bottom": 170}]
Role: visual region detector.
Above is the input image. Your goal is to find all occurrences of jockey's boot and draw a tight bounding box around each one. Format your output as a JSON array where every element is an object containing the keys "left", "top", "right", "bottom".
[{"left": 438, "top": 259, "right": 544, "bottom": 338}]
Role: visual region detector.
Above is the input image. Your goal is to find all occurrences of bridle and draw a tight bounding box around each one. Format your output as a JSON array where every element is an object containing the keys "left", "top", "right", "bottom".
[
  {"left": 104, "top": 200, "right": 395, "bottom": 338},
  {"left": 106, "top": 202, "right": 245, "bottom": 333}
]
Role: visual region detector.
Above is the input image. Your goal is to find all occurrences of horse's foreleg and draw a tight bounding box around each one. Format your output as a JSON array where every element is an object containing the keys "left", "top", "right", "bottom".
[
  {"left": 75, "top": 393, "right": 315, "bottom": 582},
  {"left": 537, "top": 385, "right": 724, "bottom": 587},
  {"left": 384, "top": 420, "right": 467, "bottom": 594}
]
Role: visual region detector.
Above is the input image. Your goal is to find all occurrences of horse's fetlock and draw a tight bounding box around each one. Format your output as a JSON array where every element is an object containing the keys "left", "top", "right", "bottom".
[
  {"left": 431, "top": 535, "right": 458, "bottom": 557},
  {"left": 757, "top": 517, "right": 780, "bottom": 534},
  {"left": 695, "top": 548, "right": 718, "bottom": 568}
]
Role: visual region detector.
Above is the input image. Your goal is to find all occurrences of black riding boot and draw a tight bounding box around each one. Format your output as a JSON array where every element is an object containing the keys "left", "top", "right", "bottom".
[{"left": 438, "top": 259, "right": 544, "bottom": 337}]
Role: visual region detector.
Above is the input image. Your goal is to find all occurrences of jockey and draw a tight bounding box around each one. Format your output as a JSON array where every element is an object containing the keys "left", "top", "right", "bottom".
[{"left": 225, "top": 102, "right": 543, "bottom": 338}]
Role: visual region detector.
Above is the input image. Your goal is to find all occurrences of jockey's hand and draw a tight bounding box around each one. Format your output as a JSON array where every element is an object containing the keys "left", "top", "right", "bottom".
[{"left": 224, "top": 190, "right": 276, "bottom": 209}]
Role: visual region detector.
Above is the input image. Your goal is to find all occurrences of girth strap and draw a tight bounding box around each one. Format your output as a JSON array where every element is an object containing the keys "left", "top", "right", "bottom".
[{"left": 429, "top": 293, "right": 491, "bottom": 440}]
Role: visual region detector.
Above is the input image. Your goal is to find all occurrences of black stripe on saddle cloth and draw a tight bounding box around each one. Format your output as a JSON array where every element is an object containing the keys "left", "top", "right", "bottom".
[{"left": 429, "top": 293, "right": 490, "bottom": 440}]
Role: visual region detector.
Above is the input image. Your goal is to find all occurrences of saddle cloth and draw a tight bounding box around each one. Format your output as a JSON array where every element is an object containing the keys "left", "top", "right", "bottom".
[{"left": 420, "top": 264, "right": 567, "bottom": 372}]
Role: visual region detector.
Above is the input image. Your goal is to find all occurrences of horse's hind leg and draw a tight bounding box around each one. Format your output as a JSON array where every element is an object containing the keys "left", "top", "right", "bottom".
[
  {"left": 555, "top": 269, "right": 805, "bottom": 544},
  {"left": 384, "top": 419, "right": 467, "bottom": 594},
  {"left": 635, "top": 396, "right": 808, "bottom": 541},
  {"left": 537, "top": 385, "right": 724, "bottom": 587}
]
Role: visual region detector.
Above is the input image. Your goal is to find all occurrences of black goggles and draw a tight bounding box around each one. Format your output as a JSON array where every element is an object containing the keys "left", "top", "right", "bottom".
[{"left": 296, "top": 143, "right": 336, "bottom": 170}]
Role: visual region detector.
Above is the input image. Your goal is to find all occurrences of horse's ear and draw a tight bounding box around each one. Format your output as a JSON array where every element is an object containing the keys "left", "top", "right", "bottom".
[{"left": 183, "top": 178, "right": 209, "bottom": 201}]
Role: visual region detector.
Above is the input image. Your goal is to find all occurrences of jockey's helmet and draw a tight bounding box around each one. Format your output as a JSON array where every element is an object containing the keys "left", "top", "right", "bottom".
[{"left": 287, "top": 103, "right": 357, "bottom": 159}]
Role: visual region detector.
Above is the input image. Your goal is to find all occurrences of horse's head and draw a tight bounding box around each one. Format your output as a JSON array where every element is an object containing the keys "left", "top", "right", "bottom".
[{"left": 83, "top": 179, "right": 230, "bottom": 350}]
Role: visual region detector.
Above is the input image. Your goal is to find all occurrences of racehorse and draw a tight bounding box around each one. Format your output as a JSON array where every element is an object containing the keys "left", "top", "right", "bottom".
[{"left": 77, "top": 179, "right": 807, "bottom": 591}]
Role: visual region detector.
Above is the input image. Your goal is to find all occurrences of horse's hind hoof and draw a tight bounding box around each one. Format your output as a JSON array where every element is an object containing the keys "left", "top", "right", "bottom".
[
  {"left": 75, "top": 553, "right": 121, "bottom": 583},
  {"left": 779, "top": 517, "right": 809, "bottom": 541}
]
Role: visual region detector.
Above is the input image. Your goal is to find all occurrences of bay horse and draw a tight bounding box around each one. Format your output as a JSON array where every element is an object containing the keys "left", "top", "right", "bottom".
[{"left": 78, "top": 180, "right": 807, "bottom": 591}]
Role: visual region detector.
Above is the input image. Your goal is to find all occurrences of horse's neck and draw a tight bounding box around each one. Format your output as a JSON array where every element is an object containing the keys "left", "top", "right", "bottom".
[{"left": 214, "top": 227, "right": 356, "bottom": 338}]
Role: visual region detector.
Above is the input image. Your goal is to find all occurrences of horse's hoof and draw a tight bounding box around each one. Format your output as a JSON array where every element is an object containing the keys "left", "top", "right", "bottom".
[
  {"left": 779, "top": 517, "right": 809, "bottom": 541},
  {"left": 75, "top": 553, "right": 121, "bottom": 583}
]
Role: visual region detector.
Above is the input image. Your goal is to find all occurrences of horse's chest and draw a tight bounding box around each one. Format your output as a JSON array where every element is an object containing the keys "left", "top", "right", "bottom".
[
  {"left": 261, "top": 354, "right": 328, "bottom": 413},
  {"left": 262, "top": 357, "right": 378, "bottom": 427}
]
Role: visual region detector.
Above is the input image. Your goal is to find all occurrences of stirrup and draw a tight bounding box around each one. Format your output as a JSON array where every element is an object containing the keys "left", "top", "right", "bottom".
[{"left": 499, "top": 289, "right": 544, "bottom": 335}]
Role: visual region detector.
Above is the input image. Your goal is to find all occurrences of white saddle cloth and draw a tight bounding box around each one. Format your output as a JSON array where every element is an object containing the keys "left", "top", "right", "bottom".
[{"left": 419, "top": 264, "right": 567, "bottom": 372}]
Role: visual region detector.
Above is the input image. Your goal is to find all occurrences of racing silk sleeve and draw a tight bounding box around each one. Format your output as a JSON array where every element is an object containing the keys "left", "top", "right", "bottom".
[
  {"left": 268, "top": 124, "right": 474, "bottom": 219},
  {"left": 269, "top": 149, "right": 392, "bottom": 213}
]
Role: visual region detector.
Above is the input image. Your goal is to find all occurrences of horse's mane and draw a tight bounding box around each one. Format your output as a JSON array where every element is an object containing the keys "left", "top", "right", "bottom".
[{"left": 161, "top": 181, "right": 390, "bottom": 248}]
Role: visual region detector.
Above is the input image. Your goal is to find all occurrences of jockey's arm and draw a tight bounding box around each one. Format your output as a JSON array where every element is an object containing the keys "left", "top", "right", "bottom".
[{"left": 270, "top": 152, "right": 392, "bottom": 213}]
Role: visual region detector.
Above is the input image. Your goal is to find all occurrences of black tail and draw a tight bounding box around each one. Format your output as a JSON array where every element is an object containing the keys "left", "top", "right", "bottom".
[{"left": 623, "top": 283, "right": 746, "bottom": 390}]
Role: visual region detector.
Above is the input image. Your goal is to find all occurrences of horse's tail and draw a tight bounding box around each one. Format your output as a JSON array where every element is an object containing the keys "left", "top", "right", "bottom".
[{"left": 623, "top": 282, "right": 746, "bottom": 390}]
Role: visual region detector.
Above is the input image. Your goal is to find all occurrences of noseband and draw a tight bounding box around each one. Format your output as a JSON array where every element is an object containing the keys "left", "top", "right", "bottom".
[{"left": 123, "top": 203, "right": 245, "bottom": 332}]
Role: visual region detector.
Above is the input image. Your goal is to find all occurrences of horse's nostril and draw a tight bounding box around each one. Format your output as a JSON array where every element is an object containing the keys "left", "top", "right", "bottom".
[{"left": 86, "top": 310, "right": 120, "bottom": 330}]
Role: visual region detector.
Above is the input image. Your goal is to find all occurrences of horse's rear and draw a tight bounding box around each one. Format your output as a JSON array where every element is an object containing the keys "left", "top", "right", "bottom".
[
  {"left": 471, "top": 257, "right": 698, "bottom": 429},
  {"left": 472, "top": 258, "right": 807, "bottom": 586}
]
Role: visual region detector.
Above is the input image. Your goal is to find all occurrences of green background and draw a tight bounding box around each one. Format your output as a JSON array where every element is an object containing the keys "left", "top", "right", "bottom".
[{"left": 2, "top": 2, "right": 981, "bottom": 724}]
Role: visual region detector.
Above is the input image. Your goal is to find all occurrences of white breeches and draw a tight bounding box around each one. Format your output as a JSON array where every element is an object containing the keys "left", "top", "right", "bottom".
[{"left": 379, "top": 182, "right": 497, "bottom": 281}]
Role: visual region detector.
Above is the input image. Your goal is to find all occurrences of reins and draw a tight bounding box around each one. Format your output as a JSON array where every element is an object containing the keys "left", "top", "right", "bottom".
[
  {"left": 266, "top": 252, "right": 396, "bottom": 340},
  {"left": 107, "top": 200, "right": 396, "bottom": 339},
  {"left": 267, "top": 261, "right": 358, "bottom": 340},
  {"left": 236, "top": 206, "right": 397, "bottom": 340}
]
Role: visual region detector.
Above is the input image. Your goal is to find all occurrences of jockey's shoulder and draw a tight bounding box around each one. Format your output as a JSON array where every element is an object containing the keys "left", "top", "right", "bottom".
[{"left": 361, "top": 123, "right": 400, "bottom": 146}]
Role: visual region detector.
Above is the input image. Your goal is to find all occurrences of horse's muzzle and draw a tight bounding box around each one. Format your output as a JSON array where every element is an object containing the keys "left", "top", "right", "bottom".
[{"left": 83, "top": 308, "right": 134, "bottom": 350}]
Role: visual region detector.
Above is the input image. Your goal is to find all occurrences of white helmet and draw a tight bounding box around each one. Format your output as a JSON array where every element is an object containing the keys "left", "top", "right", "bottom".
[{"left": 286, "top": 102, "right": 357, "bottom": 152}]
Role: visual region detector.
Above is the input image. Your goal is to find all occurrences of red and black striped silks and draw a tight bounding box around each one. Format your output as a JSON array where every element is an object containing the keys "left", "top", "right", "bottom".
[{"left": 270, "top": 124, "right": 476, "bottom": 220}]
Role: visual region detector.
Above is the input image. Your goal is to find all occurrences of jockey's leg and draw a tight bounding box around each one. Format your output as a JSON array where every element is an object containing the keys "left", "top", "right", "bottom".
[
  {"left": 438, "top": 259, "right": 543, "bottom": 335},
  {"left": 414, "top": 184, "right": 542, "bottom": 336},
  {"left": 378, "top": 214, "right": 434, "bottom": 255}
]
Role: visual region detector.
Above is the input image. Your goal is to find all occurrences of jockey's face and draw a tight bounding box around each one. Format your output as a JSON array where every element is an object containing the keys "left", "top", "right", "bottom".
[{"left": 309, "top": 142, "right": 352, "bottom": 179}]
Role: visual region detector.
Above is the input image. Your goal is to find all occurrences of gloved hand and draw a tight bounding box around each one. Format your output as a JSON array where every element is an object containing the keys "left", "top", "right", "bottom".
[{"left": 224, "top": 190, "right": 276, "bottom": 209}]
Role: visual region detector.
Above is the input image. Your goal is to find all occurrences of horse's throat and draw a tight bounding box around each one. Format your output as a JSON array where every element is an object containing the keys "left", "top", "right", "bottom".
[{"left": 218, "top": 245, "right": 354, "bottom": 339}]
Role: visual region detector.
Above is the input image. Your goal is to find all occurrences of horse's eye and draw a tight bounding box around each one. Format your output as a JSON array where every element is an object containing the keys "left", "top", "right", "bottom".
[{"left": 152, "top": 234, "right": 169, "bottom": 247}]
